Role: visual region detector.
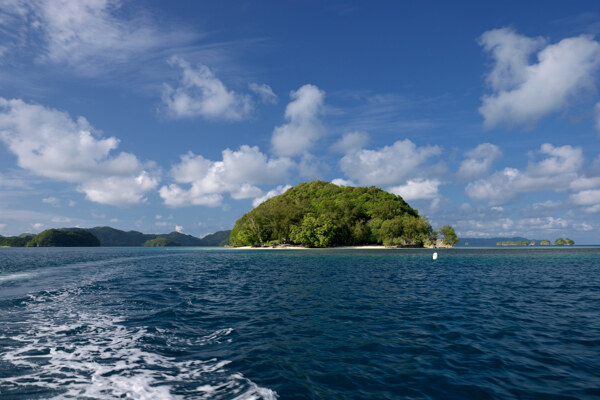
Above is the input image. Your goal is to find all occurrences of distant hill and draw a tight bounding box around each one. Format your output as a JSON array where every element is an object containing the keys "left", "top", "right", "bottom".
[
  {"left": 198, "top": 230, "right": 231, "bottom": 246},
  {"left": 1, "top": 227, "right": 232, "bottom": 247},
  {"left": 65, "top": 226, "right": 230, "bottom": 247},
  {"left": 25, "top": 229, "right": 100, "bottom": 247}
]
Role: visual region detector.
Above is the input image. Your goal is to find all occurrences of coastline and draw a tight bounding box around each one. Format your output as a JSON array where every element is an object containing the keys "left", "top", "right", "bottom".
[{"left": 230, "top": 245, "right": 438, "bottom": 250}]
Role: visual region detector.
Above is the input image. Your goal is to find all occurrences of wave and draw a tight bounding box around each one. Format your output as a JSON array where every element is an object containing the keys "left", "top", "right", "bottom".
[{"left": 0, "top": 289, "right": 277, "bottom": 400}]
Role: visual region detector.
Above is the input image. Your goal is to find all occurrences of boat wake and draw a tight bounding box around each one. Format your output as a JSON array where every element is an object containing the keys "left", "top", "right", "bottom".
[{"left": 0, "top": 289, "right": 277, "bottom": 400}]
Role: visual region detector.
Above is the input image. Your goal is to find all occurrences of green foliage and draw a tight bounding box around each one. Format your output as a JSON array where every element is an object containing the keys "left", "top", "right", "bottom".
[
  {"left": 497, "top": 240, "right": 528, "bottom": 246},
  {"left": 554, "top": 238, "right": 575, "bottom": 246},
  {"left": 540, "top": 240, "right": 551, "bottom": 245},
  {"left": 25, "top": 229, "right": 100, "bottom": 247},
  {"left": 290, "top": 215, "right": 335, "bottom": 247},
  {"left": 230, "top": 180, "right": 434, "bottom": 247},
  {"left": 142, "top": 237, "right": 179, "bottom": 247},
  {"left": 0, "top": 234, "right": 34, "bottom": 247},
  {"left": 438, "top": 225, "right": 459, "bottom": 245}
]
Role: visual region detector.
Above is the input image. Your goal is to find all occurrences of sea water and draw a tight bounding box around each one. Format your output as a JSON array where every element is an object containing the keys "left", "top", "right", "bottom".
[{"left": 0, "top": 247, "right": 599, "bottom": 399}]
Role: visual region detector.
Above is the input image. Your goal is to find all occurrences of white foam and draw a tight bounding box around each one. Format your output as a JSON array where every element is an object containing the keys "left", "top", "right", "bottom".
[
  {"left": 0, "top": 272, "right": 36, "bottom": 283},
  {"left": 1, "top": 289, "right": 278, "bottom": 399}
]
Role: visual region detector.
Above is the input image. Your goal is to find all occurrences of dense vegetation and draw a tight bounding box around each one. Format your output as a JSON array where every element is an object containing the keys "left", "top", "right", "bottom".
[
  {"left": 554, "top": 238, "right": 575, "bottom": 245},
  {"left": 230, "top": 181, "right": 445, "bottom": 248},
  {"left": 143, "top": 237, "right": 179, "bottom": 247},
  {"left": 496, "top": 240, "right": 529, "bottom": 246},
  {"left": 24, "top": 229, "right": 100, "bottom": 247},
  {"left": 1, "top": 227, "right": 231, "bottom": 247},
  {"left": 0, "top": 234, "right": 35, "bottom": 247}
]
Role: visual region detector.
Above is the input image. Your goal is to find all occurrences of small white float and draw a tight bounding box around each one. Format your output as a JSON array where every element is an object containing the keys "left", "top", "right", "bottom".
[{"left": 432, "top": 252, "right": 438, "bottom": 260}]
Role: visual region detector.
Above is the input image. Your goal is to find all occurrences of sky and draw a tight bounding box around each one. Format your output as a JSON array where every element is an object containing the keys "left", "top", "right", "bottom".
[{"left": 1, "top": 0, "right": 600, "bottom": 243}]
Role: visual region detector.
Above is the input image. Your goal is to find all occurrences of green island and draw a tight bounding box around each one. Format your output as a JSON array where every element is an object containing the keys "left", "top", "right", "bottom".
[
  {"left": 495, "top": 238, "right": 575, "bottom": 246},
  {"left": 1, "top": 227, "right": 232, "bottom": 247},
  {"left": 0, "top": 229, "right": 102, "bottom": 247},
  {"left": 230, "top": 180, "right": 458, "bottom": 248},
  {"left": 142, "top": 237, "right": 180, "bottom": 247}
]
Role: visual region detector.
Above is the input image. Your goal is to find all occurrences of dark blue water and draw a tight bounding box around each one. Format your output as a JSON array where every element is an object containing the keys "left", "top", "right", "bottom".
[{"left": 1, "top": 247, "right": 599, "bottom": 399}]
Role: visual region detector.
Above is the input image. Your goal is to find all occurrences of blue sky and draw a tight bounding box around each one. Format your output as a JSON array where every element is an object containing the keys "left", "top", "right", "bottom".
[{"left": 2, "top": 1, "right": 600, "bottom": 243}]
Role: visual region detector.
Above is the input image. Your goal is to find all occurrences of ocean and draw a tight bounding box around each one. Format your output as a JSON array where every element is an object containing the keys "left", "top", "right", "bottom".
[{"left": 0, "top": 247, "right": 599, "bottom": 399}]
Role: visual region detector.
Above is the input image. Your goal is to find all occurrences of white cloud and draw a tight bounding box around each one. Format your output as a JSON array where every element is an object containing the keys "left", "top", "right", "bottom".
[
  {"left": 249, "top": 83, "right": 278, "bottom": 104},
  {"left": 570, "top": 189, "right": 600, "bottom": 212},
  {"left": 42, "top": 196, "right": 59, "bottom": 207},
  {"left": 389, "top": 179, "right": 441, "bottom": 201},
  {"left": 339, "top": 139, "right": 442, "bottom": 187},
  {"left": 175, "top": 225, "right": 183, "bottom": 233},
  {"left": 32, "top": 222, "right": 43, "bottom": 231},
  {"left": 479, "top": 28, "right": 600, "bottom": 128},
  {"left": 0, "top": 0, "right": 195, "bottom": 74},
  {"left": 330, "top": 131, "right": 369, "bottom": 154},
  {"left": 457, "top": 143, "right": 502, "bottom": 180},
  {"left": 298, "top": 153, "right": 327, "bottom": 178},
  {"left": 331, "top": 178, "right": 356, "bottom": 187},
  {"left": 252, "top": 184, "right": 292, "bottom": 207},
  {"left": 160, "top": 145, "right": 293, "bottom": 207},
  {"left": 0, "top": 98, "right": 159, "bottom": 206},
  {"left": 162, "top": 56, "right": 253, "bottom": 120},
  {"left": 271, "top": 84, "right": 326, "bottom": 156},
  {"left": 466, "top": 144, "right": 583, "bottom": 204}
]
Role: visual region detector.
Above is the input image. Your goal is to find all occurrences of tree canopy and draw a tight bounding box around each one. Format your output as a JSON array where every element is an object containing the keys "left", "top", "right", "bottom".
[
  {"left": 25, "top": 229, "right": 100, "bottom": 247},
  {"left": 230, "top": 181, "right": 441, "bottom": 248}
]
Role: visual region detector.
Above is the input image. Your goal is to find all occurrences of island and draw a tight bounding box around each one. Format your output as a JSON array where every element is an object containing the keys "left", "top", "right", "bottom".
[
  {"left": 230, "top": 180, "right": 458, "bottom": 248},
  {"left": 24, "top": 229, "right": 100, "bottom": 247},
  {"left": 1, "top": 227, "right": 232, "bottom": 247}
]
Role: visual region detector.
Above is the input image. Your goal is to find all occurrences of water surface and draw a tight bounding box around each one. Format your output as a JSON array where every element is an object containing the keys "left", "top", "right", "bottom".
[{"left": 1, "top": 247, "right": 599, "bottom": 399}]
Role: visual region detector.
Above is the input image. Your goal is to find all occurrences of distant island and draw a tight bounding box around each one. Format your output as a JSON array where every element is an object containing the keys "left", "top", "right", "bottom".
[
  {"left": 458, "top": 237, "right": 575, "bottom": 246},
  {"left": 0, "top": 227, "right": 231, "bottom": 247},
  {"left": 230, "top": 180, "right": 458, "bottom": 248}
]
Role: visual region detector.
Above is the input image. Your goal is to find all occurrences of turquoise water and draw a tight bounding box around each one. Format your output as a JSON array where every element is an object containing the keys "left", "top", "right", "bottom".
[{"left": 0, "top": 247, "right": 599, "bottom": 399}]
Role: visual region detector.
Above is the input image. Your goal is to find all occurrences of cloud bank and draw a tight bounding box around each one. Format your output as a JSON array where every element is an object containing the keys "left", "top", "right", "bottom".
[
  {"left": 0, "top": 98, "right": 158, "bottom": 206},
  {"left": 479, "top": 28, "right": 600, "bottom": 128}
]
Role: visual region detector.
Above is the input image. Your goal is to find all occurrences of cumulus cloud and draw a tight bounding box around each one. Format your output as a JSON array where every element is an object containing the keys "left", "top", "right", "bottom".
[
  {"left": 569, "top": 189, "right": 600, "bottom": 212},
  {"left": 160, "top": 145, "right": 293, "bottom": 207},
  {"left": 330, "top": 131, "right": 369, "bottom": 154},
  {"left": 252, "top": 184, "right": 292, "bottom": 207},
  {"left": 42, "top": 197, "right": 59, "bottom": 207},
  {"left": 389, "top": 179, "right": 441, "bottom": 201},
  {"left": 466, "top": 144, "right": 583, "bottom": 204},
  {"left": 339, "top": 139, "right": 442, "bottom": 187},
  {"left": 331, "top": 178, "right": 356, "bottom": 187},
  {"left": 249, "top": 83, "right": 278, "bottom": 104},
  {"left": 457, "top": 143, "right": 502, "bottom": 180},
  {"left": 162, "top": 57, "right": 253, "bottom": 120},
  {"left": 175, "top": 225, "right": 183, "bottom": 233},
  {"left": 0, "top": 0, "right": 195, "bottom": 74},
  {"left": 271, "top": 84, "right": 326, "bottom": 156},
  {"left": 479, "top": 28, "right": 600, "bottom": 128},
  {"left": 0, "top": 98, "right": 159, "bottom": 206}
]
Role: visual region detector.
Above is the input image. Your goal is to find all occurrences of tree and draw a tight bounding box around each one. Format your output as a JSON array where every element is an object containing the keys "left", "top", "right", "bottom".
[
  {"left": 554, "top": 238, "right": 567, "bottom": 246},
  {"left": 565, "top": 238, "right": 575, "bottom": 245},
  {"left": 290, "top": 215, "right": 335, "bottom": 247},
  {"left": 438, "top": 225, "right": 459, "bottom": 245}
]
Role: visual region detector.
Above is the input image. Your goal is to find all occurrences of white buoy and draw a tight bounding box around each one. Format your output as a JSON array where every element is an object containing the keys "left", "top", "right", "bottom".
[{"left": 432, "top": 252, "right": 438, "bottom": 260}]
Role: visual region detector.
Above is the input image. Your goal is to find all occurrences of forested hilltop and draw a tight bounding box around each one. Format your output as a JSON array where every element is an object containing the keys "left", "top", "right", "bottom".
[
  {"left": 230, "top": 181, "right": 457, "bottom": 248},
  {"left": 1, "top": 227, "right": 231, "bottom": 247}
]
